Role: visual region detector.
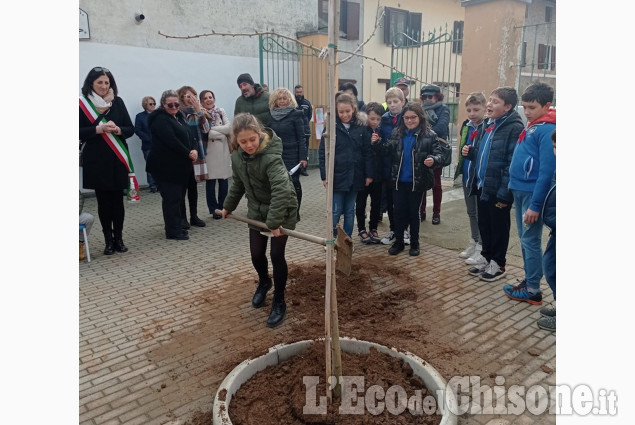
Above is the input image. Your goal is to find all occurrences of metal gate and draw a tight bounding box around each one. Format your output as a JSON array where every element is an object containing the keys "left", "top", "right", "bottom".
[
  {"left": 259, "top": 34, "right": 327, "bottom": 167},
  {"left": 514, "top": 21, "right": 556, "bottom": 105},
  {"left": 390, "top": 24, "right": 463, "bottom": 179}
]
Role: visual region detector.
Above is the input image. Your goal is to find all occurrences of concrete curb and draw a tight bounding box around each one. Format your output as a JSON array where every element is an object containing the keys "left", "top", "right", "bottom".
[{"left": 212, "top": 337, "right": 458, "bottom": 424}]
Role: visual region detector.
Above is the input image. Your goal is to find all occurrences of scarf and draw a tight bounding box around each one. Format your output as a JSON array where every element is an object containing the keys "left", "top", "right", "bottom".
[
  {"left": 206, "top": 107, "right": 222, "bottom": 125},
  {"left": 270, "top": 106, "right": 296, "bottom": 121},
  {"left": 88, "top": 89, "right": 114, "bottom": 114},
  {"left": 423, "top": 101, "right": 443, "bottom": 126}
]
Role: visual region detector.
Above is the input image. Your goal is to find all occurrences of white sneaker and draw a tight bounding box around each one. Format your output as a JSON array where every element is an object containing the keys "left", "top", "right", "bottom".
[
  {"left": 403, "top": 230, "right": 410, "bottom": 245},
  {"left": 381, "top": 231, "right": 395, "bottom": 245},
  {"left": 459, "top": 239, "right": 477, "bottom": 259},
  {"left": 465, "top": 243, "right": 483, "bottom": 264}
]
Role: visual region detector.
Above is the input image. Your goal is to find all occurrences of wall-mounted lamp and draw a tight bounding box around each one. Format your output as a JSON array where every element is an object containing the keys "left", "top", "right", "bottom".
[{"left": 135, "top": 12, "right": 145, "bottom": 23}]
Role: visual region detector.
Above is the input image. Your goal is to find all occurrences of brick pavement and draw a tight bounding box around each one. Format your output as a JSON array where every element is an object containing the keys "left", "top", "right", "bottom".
[{"left": 79, "top": 171, "right": 555, "bottom": 425}]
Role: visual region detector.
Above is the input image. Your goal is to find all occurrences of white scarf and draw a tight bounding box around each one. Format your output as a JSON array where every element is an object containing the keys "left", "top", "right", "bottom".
[{"left": 88, "top": 89, "right": 114, "bottom": 114}]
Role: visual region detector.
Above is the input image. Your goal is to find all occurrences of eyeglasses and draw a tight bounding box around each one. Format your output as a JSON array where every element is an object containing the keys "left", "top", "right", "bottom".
[
  {"left": 148, "top": 103, "right": 156, "bottom": 106},
  {"left": 92, "top": 67, "right": 110, "bottom": 73},
  {"left": 422, "top": 95, "right": 435, "bottom": 100},
  {"left": 403, "top": 115, "right": 419, "bottom": 121},
  {"left": 166, "top": 102, "right": 180, "bottom": 108}
]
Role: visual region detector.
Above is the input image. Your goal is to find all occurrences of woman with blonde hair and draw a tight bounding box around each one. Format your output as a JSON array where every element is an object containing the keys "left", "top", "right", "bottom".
[{"left": 268, "top": 88, "right": 307, "bottom": 221}]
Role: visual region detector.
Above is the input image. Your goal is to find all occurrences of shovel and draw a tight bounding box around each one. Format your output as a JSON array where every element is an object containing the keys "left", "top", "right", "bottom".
[{"left": 214, "top": 209, "right": 352, "bottom": 275}]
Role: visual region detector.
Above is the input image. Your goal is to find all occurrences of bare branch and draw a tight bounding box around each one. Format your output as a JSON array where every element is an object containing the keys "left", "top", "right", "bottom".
[
  {"left": 157, "top": 29, "right": 321, "bottom": 53},
  {"left": 338, "top": 0, "right": 384, "bottom": 65}
]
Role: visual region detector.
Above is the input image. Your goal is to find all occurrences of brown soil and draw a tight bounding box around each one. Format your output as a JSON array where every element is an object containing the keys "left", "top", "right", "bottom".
[
  {"left": 171, "top": 256, "right": 537, "bottom": 424},
  {"left": 220, "top": 259, "right": 457, "bottom": 424}
]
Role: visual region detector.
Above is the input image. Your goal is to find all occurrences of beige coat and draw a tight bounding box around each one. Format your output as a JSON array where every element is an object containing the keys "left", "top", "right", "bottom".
[{"left": 205, "top": 107, "right": 232, "bottom": 179}]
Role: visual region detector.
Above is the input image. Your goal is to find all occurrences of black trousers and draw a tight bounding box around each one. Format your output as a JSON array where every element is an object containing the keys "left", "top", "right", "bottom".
[
  {"left": 94, "top": 189, "right": 125, "bottom": 241},
  {"left": 478, "top": 198, "right": 512, "bottom": 267},
  {"left": 249, "top": 229, "right": 289, "bottom": 294},
  {"left": 181, "top": 172, "right": 198, "bottom": 219},
  {"left": 158, "top": 180, "right": 187, "bottom": 237},
  {"left": 291, "top": 173, "right": 302, "bottom": 216},
  {"left": 356, "top": 181, "right": 382, "bottom": 232},
  {"left": 393, "top": 182, "right": 423, "bottom": 248}
]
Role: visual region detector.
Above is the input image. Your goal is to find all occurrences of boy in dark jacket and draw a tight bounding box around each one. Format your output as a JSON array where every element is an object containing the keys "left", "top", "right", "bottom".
[{"left": 462, "top": 87, "right": 524, "bottom": 281}]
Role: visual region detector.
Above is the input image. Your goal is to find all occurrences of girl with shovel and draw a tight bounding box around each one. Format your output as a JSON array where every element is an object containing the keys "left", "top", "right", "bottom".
[{"left": 221, "top": 113, "right": 298, "bottom": 328}]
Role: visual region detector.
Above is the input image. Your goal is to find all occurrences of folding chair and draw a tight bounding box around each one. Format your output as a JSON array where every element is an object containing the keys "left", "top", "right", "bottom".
[{"left": 79, "top": 224, "right": 91, "bottom": 262}]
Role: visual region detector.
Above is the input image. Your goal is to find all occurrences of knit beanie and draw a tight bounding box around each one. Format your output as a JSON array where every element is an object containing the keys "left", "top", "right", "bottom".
[{"left": 237, "top": 73, "right": 255, "bottom": 86}]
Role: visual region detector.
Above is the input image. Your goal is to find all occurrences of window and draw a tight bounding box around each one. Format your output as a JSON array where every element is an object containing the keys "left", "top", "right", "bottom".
[
  {"left": 545, "top": 6, "right": 553, "bottom": 23},
  {"left": 318, "top": 0, "right": 360, "bottom": 40},
  {"left": 452, "top": 21, "right": 464, "bottom": 54},
  {"left": 383, "top": 7, "right": 421, "bottom": 46},
  {"left": 538, "top": 44, "right": 556, "bottom": 71}
]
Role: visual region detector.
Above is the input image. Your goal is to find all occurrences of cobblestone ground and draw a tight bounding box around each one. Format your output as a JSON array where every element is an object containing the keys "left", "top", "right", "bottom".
[{"left": 79, "top": 171, "right": 555, "bottom": 425}]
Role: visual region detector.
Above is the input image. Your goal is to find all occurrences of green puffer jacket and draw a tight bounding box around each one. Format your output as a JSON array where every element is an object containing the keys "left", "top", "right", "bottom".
[
  {"left": 233, "top": 84, "right": 271, "bottom": 127},
  {"left": 223, "top": 129, "right": 298, "bottom": 231}
]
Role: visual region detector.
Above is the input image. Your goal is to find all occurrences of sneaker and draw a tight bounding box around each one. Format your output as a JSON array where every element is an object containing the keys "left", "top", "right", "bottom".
[
  {"left": 503, "top": 280, "right": 543, "bottom": 305},
  {"left": 381, "top": 231, "right": 395, "bottom": 245},
  {"left": 369, "top": 229, "right": 381, "bottom": 244},
  {"left": 388, "top": 241, "right": 405, "bottom": 255},
  {"left": 537, "top": 315, "right": 556, "bottom": 332},
  {"left": 459, "top": 239, "right": 477, "bottom": 259},
  {"left": 480, "top": 260, "right": 506, "bottom": 282},
  {"left": 540, "top": 304, "right": 556, "bottom": 317},
  {"left": 409, "top": 244, "right": 420, "bottom": 256},
  {"left": 358, "top": 229, "right": 371, "bottom": 244},
  {"left": 465, "top": 243, "right": 484, "bottom": 265},
  {"left": 403, "top": 230, "right": 410, "bottom": 245},
  {"left": 468, "top": 262, "right": 488, "bottom": 277}
]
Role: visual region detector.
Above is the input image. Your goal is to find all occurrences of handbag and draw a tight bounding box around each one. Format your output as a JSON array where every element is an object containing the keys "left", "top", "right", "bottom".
[{"left": 436, "top": 137, "right": 453, "bottom": 168}]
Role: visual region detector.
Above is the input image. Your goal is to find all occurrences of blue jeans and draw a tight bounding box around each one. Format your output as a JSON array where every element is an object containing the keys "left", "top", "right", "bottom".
[
  {"left": 512, "top": 189, "right": 544, "bottom": 291},
  {"left": 332, "top": 189, "right": 357, "bottom": 238},
  {"left": 543, "top": 234, "right": 556, "bottom": 300},
  {"left": 142, "top": 148, "right": 157, "bottom": 190},
  {"left": 206, "top": 178, "right": 228, "bottom": 214}
]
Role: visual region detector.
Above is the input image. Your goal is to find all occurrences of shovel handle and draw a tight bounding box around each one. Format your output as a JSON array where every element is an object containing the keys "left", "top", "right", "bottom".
[{"left": 215, "top": 209, "right": 326, "bottom": 246}]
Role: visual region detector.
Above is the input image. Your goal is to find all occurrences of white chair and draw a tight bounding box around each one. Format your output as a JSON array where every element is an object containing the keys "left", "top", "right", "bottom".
[{"left": 79, "top": 224, "right": 91, "bottom": 262}]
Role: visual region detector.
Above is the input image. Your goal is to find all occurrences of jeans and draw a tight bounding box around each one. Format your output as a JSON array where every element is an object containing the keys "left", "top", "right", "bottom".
[
  {"left": 332, "top": 189, "right": 357, "bottom": 238},
  {"left": 206, "top": 178, "right": 228, "bottom": 214},
  {"left": 512, "top": 189, "right": 544, "bottom": 291},
  {"left": 142, "top": 148, "right": 157, "bottom": 190},
  {"left": 463, "top": 183, "right": 481, "bottom": 243},
  {"left": 543, "top": 234, "right": 556, "bottom": 300}
]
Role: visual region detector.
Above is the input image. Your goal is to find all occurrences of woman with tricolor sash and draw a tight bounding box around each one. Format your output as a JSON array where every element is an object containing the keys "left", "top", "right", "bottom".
[{"left": 79, "top": 67, "right": 136, "bottom": 256}]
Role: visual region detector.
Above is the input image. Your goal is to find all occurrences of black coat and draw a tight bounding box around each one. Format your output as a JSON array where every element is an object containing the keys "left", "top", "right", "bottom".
[
  {"left": 146, "top": 108, "right": 196, "bottom": 185},
  {"left": 375, "top": 126, "right": 444, "bottom": 193},
  {"left": 318, "top": 118, "right": 374, "bottom": 192},
  {"left": 79, "top": 97, "right": 135, "bottom": 190},
  {"left": 268, "top": 109, "right": 308, "bottom": 171}
]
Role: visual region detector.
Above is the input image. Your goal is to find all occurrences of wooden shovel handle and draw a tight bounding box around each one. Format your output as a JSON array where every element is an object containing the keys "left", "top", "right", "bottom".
[{"left": 214, "top": 210, "right": 326, "bottom": 246}]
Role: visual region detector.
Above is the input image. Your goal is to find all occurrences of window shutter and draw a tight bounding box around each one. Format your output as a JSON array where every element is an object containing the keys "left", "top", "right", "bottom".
[
  {"left": 340, "top": 0, "right": 348, "bottom": 36},
  {"left": 550, "top": 45, "right": 556, "bottom": 71},
  {"left": 521, "top": 41, "right": 527, "bottom": 67},
  {"left": 409, "top": 12, "right": 422, "bottom": 44},
  {"left": 346, "top": 1, "right": 360, "bottom": 40},
  {"left": 384, "top": 7, "right": 392, "bottom": 44},
  {"left": 538, "top": 44, "right": 546, "bottom": 69}
]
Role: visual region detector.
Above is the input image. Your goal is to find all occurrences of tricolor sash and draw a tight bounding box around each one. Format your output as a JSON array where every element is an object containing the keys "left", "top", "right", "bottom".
[{"left": 79, "top": 95, "right": 140, "bottom": 202}]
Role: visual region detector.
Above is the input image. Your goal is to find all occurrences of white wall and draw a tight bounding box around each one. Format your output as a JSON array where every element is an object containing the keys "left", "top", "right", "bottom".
[{"left": 79, "top": 42, "right": 258, "bottom": 191}]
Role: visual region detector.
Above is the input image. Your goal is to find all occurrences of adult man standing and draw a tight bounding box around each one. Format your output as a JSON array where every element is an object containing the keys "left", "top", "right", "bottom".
[
  {"left": 135, "top": 96, "right": 158, "bottom": 192},
  {"left": 234, "top": 73, "right": 270, "bottom": 127},
  {"left": 294, "top": 84, "right": 313, "bottom": 176}
]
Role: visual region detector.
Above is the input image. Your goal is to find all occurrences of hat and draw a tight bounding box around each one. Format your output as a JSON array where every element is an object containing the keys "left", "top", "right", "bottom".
[
  {"left": 237, "top": 73, "right": 255, "bottom": 86},
  {"left": 393, "top": 77, "right": 410, "bottom": 87},
  {"left": 420, "top": 85, "right": 441, "bottom": 96}
]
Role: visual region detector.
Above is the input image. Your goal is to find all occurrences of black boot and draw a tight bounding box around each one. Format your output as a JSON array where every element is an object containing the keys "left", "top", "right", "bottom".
[
  {"left": 103, "top": 231, "right": 115, "bottom": 255},
  {"left": 267, "top": 292, "right": 287, "bottom": 328},
  {"left": 113, "top": 231, "right": 128, "bottom": 253},
  {"left": 251, "top": 276, "right": 272, "bottom": 308},
  {"left": 181, "top": 218, "right": 191, "bottom": 230},
  {"left": 190, "top": 216, "right": 206, "bottom": 227}
]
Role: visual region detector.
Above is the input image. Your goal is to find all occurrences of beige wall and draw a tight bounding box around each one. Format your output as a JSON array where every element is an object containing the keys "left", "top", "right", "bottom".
[
  {"left": 455, "top": 0, "right": 527, "bottom": 127},
  {"left": 361, "top": 0, "right": 465, "bottom": 104}
]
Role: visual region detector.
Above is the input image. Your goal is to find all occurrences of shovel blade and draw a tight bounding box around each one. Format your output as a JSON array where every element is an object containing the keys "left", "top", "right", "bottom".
[{"left": 335, "top": 226, "right": 352, "bottom": 276}]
